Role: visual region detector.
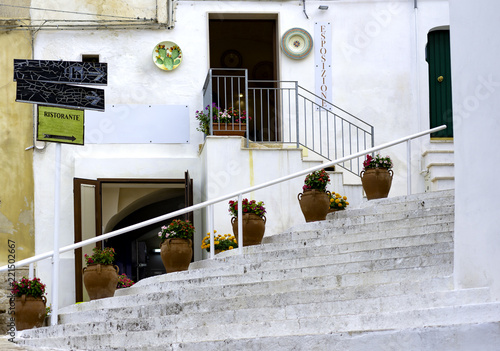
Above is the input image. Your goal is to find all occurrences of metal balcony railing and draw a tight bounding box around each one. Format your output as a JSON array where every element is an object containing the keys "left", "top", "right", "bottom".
[{"left": 202, "top": 68, "right": 375, "bottom": 175}]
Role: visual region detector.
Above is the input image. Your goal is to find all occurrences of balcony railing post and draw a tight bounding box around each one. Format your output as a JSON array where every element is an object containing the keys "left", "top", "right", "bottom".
[
  {"left": 245, "top": 70, "right": 249, "bottom": 148},
  {"left": 295, "top": 81, "right": 299, "bottom": 148}
]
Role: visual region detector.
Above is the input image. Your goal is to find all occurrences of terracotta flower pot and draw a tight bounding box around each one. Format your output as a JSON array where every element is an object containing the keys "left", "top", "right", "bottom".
[
  {"left": 83, "top": 264, "right": 119, "bottom": 300},
  {"left": 360, "top": 168, "right": 393, "bottom": 200},
  {"left": 213, "top": 123, "right": 246, "bottom": 136},
  {"left": 231, "top": 213, "right": 266, "bottom": 246},
  {"left": 14, "top": 295, "right": 47, "bottom": 331},
  {"left": 160, "top": 238, "right": 193, "bottom": 273},
  {"left": 298, "top": 189, "right": 330, "bottom": 222}
]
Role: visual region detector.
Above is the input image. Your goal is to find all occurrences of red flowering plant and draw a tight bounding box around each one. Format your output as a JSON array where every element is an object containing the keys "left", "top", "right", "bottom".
[
  {"left": 158, "top": 219, "right": 195, "bottom": 243},
  {"left": 84, "top": 247, "right": 116, "bottom": 266},
  {"left": 228, "top": 198, "right": 266, "bottom": 218},
  {"left": 219, "top": 107, "right": 251, "bottom": 124},
  {"left": 11, "top": 277, "right": 46, "bottom": 298},
  {"left": 195, "top": 103, "right": 252, "bottom": 134},
  {"left": 116, "top": 274, "right": 135, "bottom": 289},
  {"left": 302, "top": 169, "right": 330, "bottom": 192},
  {"left": 362, "top": 154, "right": 393, "bottom": 171}
]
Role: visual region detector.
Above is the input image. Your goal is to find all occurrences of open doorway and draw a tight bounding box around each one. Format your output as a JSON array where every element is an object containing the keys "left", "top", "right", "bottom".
[
  {"left": 209, "top": 14, "right": 279, "bottom": 141},
  {"left": 73, "top": 173, "right": 193, "bottom": 302}
]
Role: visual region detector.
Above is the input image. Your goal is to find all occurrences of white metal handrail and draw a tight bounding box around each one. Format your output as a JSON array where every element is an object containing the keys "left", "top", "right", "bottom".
[{"left": 0, "top": 125, "right": 446, "bottom": 325}]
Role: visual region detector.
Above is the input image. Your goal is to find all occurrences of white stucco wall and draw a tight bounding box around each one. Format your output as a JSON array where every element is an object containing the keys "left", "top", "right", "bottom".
[
  {"left": 29, "top": 0, "right": 451, "bottom": 307},
  {"left": 449, "top": 0, "right": 500, "bottom": 299}
]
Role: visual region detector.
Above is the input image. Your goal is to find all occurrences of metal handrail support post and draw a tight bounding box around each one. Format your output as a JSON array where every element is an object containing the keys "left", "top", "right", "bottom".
[
  {"left": 237, "top": 194, "right": 243, "bottom": 255},
  {"left": 407, "top": 139, "right": 412, "bottom": 195}
]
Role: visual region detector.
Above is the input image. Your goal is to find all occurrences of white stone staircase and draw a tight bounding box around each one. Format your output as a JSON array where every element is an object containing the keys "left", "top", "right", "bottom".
[
  {"left": 16, "top": 190, "right": 500, "bottom": 350},
  {"left": 422, "top": 139, "right": 455, "bottom": 191}
]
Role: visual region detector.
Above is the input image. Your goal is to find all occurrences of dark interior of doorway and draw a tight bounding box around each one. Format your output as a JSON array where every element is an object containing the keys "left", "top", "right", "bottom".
[
  {"left": 209, "top": 16, "right": 278, "bottom": 141},
  {"left": 105, "top": 197, "right": 186, "bottom": 283}
]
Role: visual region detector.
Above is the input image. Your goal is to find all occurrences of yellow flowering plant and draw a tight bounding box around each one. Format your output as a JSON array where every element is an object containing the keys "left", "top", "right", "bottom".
[
  {"left": 201, "top": 230, "right": 238, "bottom": 252},
  {"left": 329, "top": 192, "right": 349, "bottom": 210}
]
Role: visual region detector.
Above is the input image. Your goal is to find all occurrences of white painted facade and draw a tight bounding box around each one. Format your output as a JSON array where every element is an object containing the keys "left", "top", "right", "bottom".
[
  {"left": 449, "top": 0, "right": 500, "bottom": 300},
  {"left": 27, "top": 0, "right": 453, "bottom": 308}
]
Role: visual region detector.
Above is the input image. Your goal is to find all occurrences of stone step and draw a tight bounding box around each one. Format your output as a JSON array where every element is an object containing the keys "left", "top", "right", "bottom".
[
  {"left": 266, "top": 215, "right": 453, "bottom": 244},
  {"left": 19, "top": 301, "right": 500, "bottom": 349},
  {"left": 58, "top": 272, "right": 455, "bottom": 329},
  {"left": 120, "top": 237, "right": 453, "bottom": 299},
  {"left": 125, "top": 322, "right": 500, "bottom": 351},
  {"left": 191, "top": 232, "right": 453, "bottom": 270},
  {"left": 60, "top": 262, "right": 453, "bottom": 322},
  {"left": 23, "top": 286, "right": 490, "bottom": 342}
]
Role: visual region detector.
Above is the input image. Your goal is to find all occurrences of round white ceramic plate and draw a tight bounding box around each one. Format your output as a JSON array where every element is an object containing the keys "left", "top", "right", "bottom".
[
  {"left": 281, "top": 28, "right": 313, "bottom": 59},
  {"left": 153, "top": 41, "right": 182, "bottom": 71}
]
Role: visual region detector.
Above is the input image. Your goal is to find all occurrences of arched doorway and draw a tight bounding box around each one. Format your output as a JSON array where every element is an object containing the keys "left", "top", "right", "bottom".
[{"left": 73, "top": 173, "right": 193, "bottom": 302}]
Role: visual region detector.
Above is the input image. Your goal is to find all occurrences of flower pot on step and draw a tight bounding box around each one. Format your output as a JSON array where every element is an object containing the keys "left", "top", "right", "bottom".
[
  {"left": 14, "top": 295, "right": 47, "bottom": 331},
  {"left": 160, "top": 238, "right": 193, "bottom": 273},
  {"left": 83, "top": 264, "right": 119, "bottom": 300},
  {"left": 298, "top": 189, "right": 330, "bottom": 222},
  {"left": 231, "top": 213, "right": 266, "bottom": 246},
  {"left": 360, "top": 167, "right": 393, "bottom": 200}
]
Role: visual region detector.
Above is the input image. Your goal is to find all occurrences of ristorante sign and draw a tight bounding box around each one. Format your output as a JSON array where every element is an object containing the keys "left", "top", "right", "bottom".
[{"left": 37, "top": 105, "right": 85, "bottom": 145}]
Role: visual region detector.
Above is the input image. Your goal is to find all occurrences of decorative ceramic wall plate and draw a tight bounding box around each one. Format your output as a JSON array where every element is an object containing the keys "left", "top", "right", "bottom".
[
  {"left": 153, "top": 41, "right": 182, "bottom": 71},
  {"left": 281, "top": 28, "right": 313, "bottom": 59}
]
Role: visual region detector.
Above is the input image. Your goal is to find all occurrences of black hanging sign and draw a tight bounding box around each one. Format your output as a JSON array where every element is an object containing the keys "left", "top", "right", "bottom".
[
  {"left": 14, "top": 59, "right": 107, "bottom": 85},
  {"left": 16, "top": 79, "right": 105, "bottom": 111}
]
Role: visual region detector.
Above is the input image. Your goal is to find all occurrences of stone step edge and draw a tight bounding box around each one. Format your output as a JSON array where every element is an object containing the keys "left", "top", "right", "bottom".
[
  {"left": 281, "top": 211, "right": 454, "bottom": 237},
  {"left": 63, "top": 264, "right": 454, "bottom": 316},
  {"left": 356, "top": 189, "right": 454, "bottom": 207},
  {"left": 127, "top": 243, "right": 454, "bottom": 295},
  {"left": 197, "top": 231, "right": 454, "bottom": 268},
  {"left": 18, "top": 301, "right": 499, "bottom": 348},
  {"left": 254, "top": 228, "right": 454, "bottom": 256},
  {"left": 50, "top": 286, "right": 490, "bottom": 337},
  {"left": 62, "top": 275, "right": 458, "bottom": 323},
  {"left": 121, "top": 321, "right": 498, "bottom": 351}
]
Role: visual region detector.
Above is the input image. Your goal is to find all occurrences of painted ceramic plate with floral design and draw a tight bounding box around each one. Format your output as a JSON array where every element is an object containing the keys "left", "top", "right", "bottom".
[
  {"left": 281, "top": 28, "right": 313, "bottom": 59},
  {"left": 153, "top": 41, "right": 182, "bottom": 71}
]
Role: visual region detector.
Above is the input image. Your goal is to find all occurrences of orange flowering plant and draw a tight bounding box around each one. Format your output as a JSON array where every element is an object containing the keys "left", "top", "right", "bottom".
[
  {"left": 201, "top": 230, "right": 238, "bottom": 253},
  {"left": 329, "top": 192, "right": 349, "bottom": 210}
]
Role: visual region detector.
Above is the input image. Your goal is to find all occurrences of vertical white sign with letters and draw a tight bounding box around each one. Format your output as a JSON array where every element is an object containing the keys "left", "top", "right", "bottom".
[{"left": 315, "top": 22, "right": 332, "bottom": 110}]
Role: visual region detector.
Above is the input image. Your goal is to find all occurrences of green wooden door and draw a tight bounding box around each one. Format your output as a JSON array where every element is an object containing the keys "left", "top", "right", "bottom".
[{"left": 427, "top": 30, "right": 453, "bottom": 138}]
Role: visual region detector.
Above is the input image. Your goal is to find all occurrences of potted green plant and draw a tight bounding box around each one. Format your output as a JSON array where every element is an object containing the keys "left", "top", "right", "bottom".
[
  {"left": 298, "top": 169, "right": 331, "bottom": 222},
  {"left": 11, "top": 277, "right": 47, "bottom": 331},
  {"left": 228, "top": 198, "right": 266, "bottom": 246},
  {"left": 360, "top": 154, "right": 393, "bottom": 200},
  {"left": 158, "top": 219, "right": 195, "bottom": 273},
  {"left": 201, "top": 230, "right": 238, "bottom": 254},
  {"left": 83, "top": 247, "right": 119, "bottom": 300},
  {"left": 329, "top": 192, "right": 349, "bottom": 212},
  {"left": 116, "top": 274, "right": 135, "bottom": 289},
  {"left": 196, "top": 103, "right": 250, "bottom": 136}
]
